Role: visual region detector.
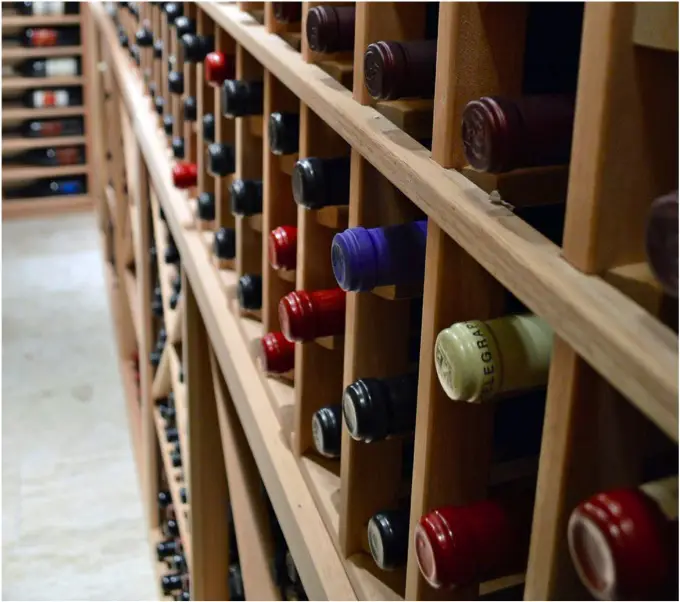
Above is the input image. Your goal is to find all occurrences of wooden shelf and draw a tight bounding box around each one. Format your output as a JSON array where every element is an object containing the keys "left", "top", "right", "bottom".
[
  {"left": 2, "top": 194, "right": 90, "bottom": 220},
  {"left": 124, "top": 268, "right": 142, "bottom": 349},
  {"left": 2, "top": 76, "right": 84, "bottom": 90},
  {"left": 2, "top": 135, "right": 86, "bottom": 152},
  {"left": 153, "top": 404, "right": 192, "bottom": 570},
  {"left": 2, "top": 163, "right": 87, "bottom": 182},
  {"left": 3, "top": 106, "right": 84, "bottom": 121},
  {"left": 2, "top": 14, "right": 82, "bottom": 27},
  {"left": 2, "top": 45, "right": 84, "bottom": 59},
  {"left": 211, "top": 352, "right": 282, "bottom": 602}
]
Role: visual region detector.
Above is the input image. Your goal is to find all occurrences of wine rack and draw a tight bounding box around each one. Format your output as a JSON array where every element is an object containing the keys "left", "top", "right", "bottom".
[
  {"left": 1, "top": 2, "right": 94, "bottom": 219},
  {"left": 91, "top": 2, "right": 678, "bottom": 601}
]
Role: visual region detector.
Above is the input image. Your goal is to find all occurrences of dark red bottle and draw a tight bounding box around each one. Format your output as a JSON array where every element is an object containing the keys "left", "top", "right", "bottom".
[
  {"left": 259, "top": 331, "right": 295, "bottom": 374},
  {"left": 306, "top": 5, "right": 356, "bottom": 53},
  {"left": 568, "top": 476, "right": 678, "bottom": 601},
  {"left": 415, "top": 494, "right": 533, "bottom": 588},
  {"left": 278, "top": 288, "right": 346, "bottom": 342},
  {"left": 268, "top": 225, "right": 297, "bottom": 270},
  {"left": 461, "top": 94, "right": 575, "bottom": 173},
  {"left": 205, "top": 51, "right": 235, "bottom": 87},
  {"left": 171, "top": 162, "right": 197, "bottom": 189},
  {"left": 363, "top": 39, "right": 437, "bottom": 101}
]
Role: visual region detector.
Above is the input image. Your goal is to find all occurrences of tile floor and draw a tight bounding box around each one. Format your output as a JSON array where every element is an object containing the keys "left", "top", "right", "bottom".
[{"left": 2, "top": 213, "right": 156, "bottom": 600}]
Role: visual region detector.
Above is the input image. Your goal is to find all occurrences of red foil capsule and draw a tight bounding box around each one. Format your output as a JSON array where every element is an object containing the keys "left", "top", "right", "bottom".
[
  {"left": 268, "top": 225, "right": 298, "bottom": 270},
  {"left": 204, "top": 51, "right": 234, "bottom": 86},
  {"left": 568, "top": 479, "right": 678, "bottom": 601},
  {"left": 278, "top": 288, "right": 346, "bottom": 342},
  {"left": 172, "top": 162, "right": 197, "bottom": 189},
  {"left": 259, "top": 331, "right": 295, "bottom": 374},
  {"left": 414, "top": 499, "right": 529, "bottom": 588}
]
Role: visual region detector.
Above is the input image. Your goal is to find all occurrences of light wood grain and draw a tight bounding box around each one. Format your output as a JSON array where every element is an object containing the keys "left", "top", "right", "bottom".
[
  {"left": 210, "top": 350, "right": 282, "bottom": 601},
  {"left": 2, "top": 14, "right": 82, "bottom": 27},
  {"left": 1, "top": 194, "right": 90, "bottom": 219},
  {"left": 2, "top": 135, "right": 86, "bottom": 152},
  {"left": 2, "top": 163, "right": 88, "bottom": 181},
  {"left": 2, "top": 45, "right": 84, "bottom": 59},
  {"left": 2, "top": 106, "right": 84, "bottom": 121},
  {"left": 2, "top": 75, "right": 84, "bottom": 89}
]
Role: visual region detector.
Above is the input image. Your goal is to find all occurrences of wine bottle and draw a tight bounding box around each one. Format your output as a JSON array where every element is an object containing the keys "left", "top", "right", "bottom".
[
  {"left": 368, "top": 507, "right": 410, "bottom": 571},
  {"left": 166, "top": 427, "right": 179, "bottom": 443},
  {"left": 202, "top": 113, "right": 215, "bottom": 143},
  {"left": 292, "top": 156, "right": 350, "bottom": 209},
  {"left": 164, "top": 2, "right": 183, "bottom": 23},
  {"left": 135, "top": 27, "right": 153, "bottom": 47},
  {"left": 165, "top": 240, "right": 180, "bottom": 265},
  {"left": 2, "top": 176, "right": 86, "bottom": 199},
  {"left": 163, "top": 115, "right": 174, "bottom": 136},
  {"left": 3, "top": 117, "right": 84, "bottom": 138},
  {"left": 311, "top": 404, "right": 342, "bottom": 458},
  {"left": 415, "top": 491, "right": 535, "bottom": 588},
  {"left": 237, "top": 274, "right": 262, "bottom": 311},
  {"left": 229, "top": 564, "right": 245, "bottom": 602},
  {"left": 12, "top": 57, "right": 81, "bottom": 78},
  {"left": 161, "top": 572, "right": 185, "bottom": 595},
  {"left": 363, "top": 39, "right": 437, "bottom": 101},
  {"left": 343, "top": 372, "right": 419, "bottom": 443},
  {"left": 22, "top": 87, "right": 82, "bottom": 108},
  {"left": 331, "top": 220, "right": 427, "bottom": 292},
  {"left": 183, "top": 96, "right": 197, "bottom": 121},
  {"left": 181, "top": 33, "right": 214, "bottom": 63},
  {"left": 15, "top": 2, "right": 79, "bottom": 15},
  {"left": 222, "top": 80, "right": 263, "bottom": 118},
  {"left": 3, "top": 146, "right": 84, "bottom": 166},
  {"left": 645, "top": 190, "right": 678, "bottom": 297},
  {"left": 269, "top": 112, "right": 299, "bottom": 155},
  {"left": 306, "top": 5, "right": 356, "bottom": 53},
  {"left": 230, "top": 179, "right": 263, "bottom": 216},
  {"left": 157, "top": 539, "right": 180, "bottom": 560},
  {"left": 172, "top": 274, "right": 182, "bottom": 294},
  {"left": 272, "top": 2, "right": 301, "bottom": 23},
  {"left": 461, "top": 94, "right": 575, "bottom": 173},
  {"left": 213, "top": 227, "right": 236, "bottom": 260},
  {"left": 206, "top": 143, "right": 236, "bottom": 177},
  {"left": 174, "top": 16, "right": 195, "bottom": 37},
  {"left": 171, "top": 450, "right": 182, "bottom": 468},
  {"left": 154, "top": 39, "right": 164, "bottom": 60},
  {"left": 568, "top": 476, "right": 678, "bottom": 601},
  {"left": 172, "top": 136, "right": 185, "bottom": 160},
  {"left": 158, "top": 490, "right": 172, "bottom": 508},
  {"left": 170, "top": 290, "right": 181, "bottom": 310},
  {"left": 197, "top": 192, "right": 215, "bottom": 222},
  {"left": 269, "top": 225, "right": 297, "bottom": 270},
  {"left": 205, "top": 51, "right": 235, "bottom": 87},
  {"left": 278, "top": 288, "right": 346, "bottom": 342},
  {"left": 172, "top": 162, "right": 197, "bottom": 189},
  {"left": 168, "top": 71, "right": 184, "bottom": 95},
  {"left": 180, "top": 487, "right": 188, "bottom": 504},
  {"left": 3, "top": 27, "right": 80, "bottom": 47},
  {"left": 155, "top": 95, "right": 166, "bottom": 116},
  {"left": 434, "top": 314, "right": 553, "bottom": 403},
  {"left": 259, "top": 331, "right": 295, "bottom": 374}
]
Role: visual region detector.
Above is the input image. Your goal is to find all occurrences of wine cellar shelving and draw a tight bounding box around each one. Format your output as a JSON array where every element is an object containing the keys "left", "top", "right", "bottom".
[
  {"left": 1, "top": 2, "right": 94, "bottom": 219},
  {"left": 91, "top": 2, "right": 677, "bottom": 601}
]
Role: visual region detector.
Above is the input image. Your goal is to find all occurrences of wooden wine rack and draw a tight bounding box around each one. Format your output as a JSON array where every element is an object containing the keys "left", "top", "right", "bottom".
[
  {"left": 1, "top": 4, "right": 94, "bottom": 219},
  {"left": 90, "top": 2, "right": 678, "bottom": 601}
]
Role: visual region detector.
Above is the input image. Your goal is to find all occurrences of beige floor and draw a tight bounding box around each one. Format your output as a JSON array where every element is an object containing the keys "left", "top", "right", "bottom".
[{"left": 2, "top": 213, "right": 156, "bottom": 601}]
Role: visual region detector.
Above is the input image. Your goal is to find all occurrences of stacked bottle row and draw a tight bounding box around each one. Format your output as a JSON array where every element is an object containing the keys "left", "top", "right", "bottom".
[
  {"left": 2, "top": 1, "right": 88, "bottom": 200},
  {"left": 158, "top": 485, "right": 190, "bottom": 601}
]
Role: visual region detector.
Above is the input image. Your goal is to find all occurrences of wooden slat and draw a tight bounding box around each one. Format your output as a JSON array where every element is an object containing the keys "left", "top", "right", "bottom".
[
  {"left": 1, "top": 194, "right": 91, "bottom": 219},
  {"left": 2, "top": 106, "right": 84, "bottom": 121},
  {"left": 2, "top": 45, "right": 84, "bottom": 59},
  {"left": 2, "top": 163, "right": 88, "bottom": 182},
  {"left": 184, "top": 274, "right": 231, "bottom": 601},
  {"left": 2, "top": 75, "right": 84, "bottom": 89},
  {"left": 210, "top": 350, "right": 282, "bottom": 602},
  {"left": 1, "top": 14, "right": 82, "bottom": 27},
  {"left": 2, "top": 135, "right": 86, "bottom": 152}
]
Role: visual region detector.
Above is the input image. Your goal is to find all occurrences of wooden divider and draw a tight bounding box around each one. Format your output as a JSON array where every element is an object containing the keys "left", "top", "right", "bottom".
[
  {"left": 182, "top": 3, "right": 198, "bottom": 169},
  {"left": 212, "top": 26, "right": 237, "bottom": 257},
  {"left": 525, "top": 4, "right": 679, "bottom": 599},
  {"left": 235, "top": 45, "right": 265, "bottom": 318},
  {"left": 262, "top": 70, "right": 299, "bottom": 334}
]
